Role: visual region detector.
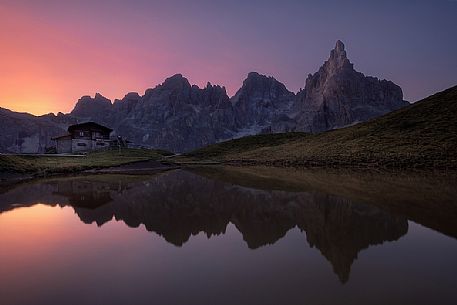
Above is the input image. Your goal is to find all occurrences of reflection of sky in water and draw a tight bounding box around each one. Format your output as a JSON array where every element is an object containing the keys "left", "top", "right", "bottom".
[{"left": 0, "top": 170, "right": 456, "bottom": 305}]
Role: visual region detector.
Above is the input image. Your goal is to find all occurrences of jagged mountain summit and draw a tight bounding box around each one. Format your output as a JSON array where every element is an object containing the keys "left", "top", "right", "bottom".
[
  {"left": 67, "top": 74, "right": 237, "bottom": 152},
  {"left": 0, "top": 41, "right": 409, "bottom": 153},
  {"left": 290, "top": 40, "right": 408, "bottom": 132},
  {"left": 231, "top": 72, "right": 296, "bottom": 135}
]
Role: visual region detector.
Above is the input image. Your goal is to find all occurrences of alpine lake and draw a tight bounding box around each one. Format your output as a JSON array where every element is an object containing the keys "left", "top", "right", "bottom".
[{"left": 1, "top": 166, "right": 456, "bottom": 305}]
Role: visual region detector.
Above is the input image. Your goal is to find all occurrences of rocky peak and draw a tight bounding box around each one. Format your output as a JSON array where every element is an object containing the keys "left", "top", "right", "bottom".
[
  {"left": 94, "top": 92, "right": 110, "bottom": 102},
  {"left": 160, "top": 74, "right": 191, "bottom": 91},
  {"left": 124, "top": 92, "right": 141, "bottom": 100},
  {"left": 304, "top": 40, "right": 355, "bottom": 93},
  {"left": 113, "top": 92, "right": 140, "bottom": 104},
  {"left": 235, "top": 72, "right": 292, "bottom": 99},
  {"left": 247, "top": 71, "right": 263, "bottom": 80},
  {"left": 203, "top": 82, "right": 226, "bottom": 93},
  {"left": 332, "top": 40, "right": 346, "bottom": 59},
  {"left": 232, "top": 72, "right": 295, "bottom": 131},
  {"left": 244, "top": 71, "right": 276, "bottom": 85},
  {"left": 186, "top": 81, "right": 231, "bottom": 110},
  {"left": 113, "top": 92, "right": 141, "bottom": 114},
  {"left": 325, "top": 40, "right": 353, "bottom": 74},
  {"left": 71, "top": 93, "right": 112, "bottom": 118},
  {"left": 295, "top": 40, "right": 408, "bottom": 133},
  {"left": 75, "top": 93, "right": 111, "bottom": 107},
  {"left": 203, "top": 83, "right": 228, "bottom": 97}
]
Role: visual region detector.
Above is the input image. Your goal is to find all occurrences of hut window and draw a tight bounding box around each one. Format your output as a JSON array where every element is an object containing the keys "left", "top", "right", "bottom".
[
  {"left": 79, "top": 131, "right": 84, "bottom": 137},
  {"left": 77, "top": 143, "right": 87, "bottom": 147}
]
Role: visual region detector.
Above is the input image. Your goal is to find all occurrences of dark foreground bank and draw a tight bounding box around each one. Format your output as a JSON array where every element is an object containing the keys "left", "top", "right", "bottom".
[{"left": 0, "top": 149, "right": 176, "bottom": 185}]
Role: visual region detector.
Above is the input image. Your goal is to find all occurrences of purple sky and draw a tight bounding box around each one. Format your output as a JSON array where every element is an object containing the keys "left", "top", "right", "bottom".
[{"left": 0, "top": 0, "right": 456, "bottom": 114}]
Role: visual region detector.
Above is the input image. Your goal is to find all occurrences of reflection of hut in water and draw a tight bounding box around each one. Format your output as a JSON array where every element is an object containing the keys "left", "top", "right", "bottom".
[{"left": 53, "top": 180, "right": 113, "bottom": 209}]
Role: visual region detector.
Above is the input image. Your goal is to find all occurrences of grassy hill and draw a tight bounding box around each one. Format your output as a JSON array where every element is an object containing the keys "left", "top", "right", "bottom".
[{"left": 186, "top": 85, "right": 457, "bottom": 169}]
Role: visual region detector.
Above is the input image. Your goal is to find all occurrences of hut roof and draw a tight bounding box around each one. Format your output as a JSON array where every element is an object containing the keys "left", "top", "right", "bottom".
[{"left": 68, "top": 122, "right": 113, "bottom": 133}]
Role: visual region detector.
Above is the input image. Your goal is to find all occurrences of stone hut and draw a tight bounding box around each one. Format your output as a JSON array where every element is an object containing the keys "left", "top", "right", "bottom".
[{"left": 53, "top": 122, "right": 113, "bottom": 154}]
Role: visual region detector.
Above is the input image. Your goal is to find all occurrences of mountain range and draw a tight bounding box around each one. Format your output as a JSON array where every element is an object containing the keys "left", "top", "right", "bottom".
[
  {"left": 187, "top": 84, "right": 457, "bottom": 169},
  {"left": 0, "top": 41, "right": 409, "bottom": 153}
]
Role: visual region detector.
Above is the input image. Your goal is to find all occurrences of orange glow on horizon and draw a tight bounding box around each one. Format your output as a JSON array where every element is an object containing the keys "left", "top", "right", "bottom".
[
  {"left": 0, "top": 6, "right": 146, "bottom": 115},
  {"left": 0, "top": 4, "right": 245, "bottom": 116}
]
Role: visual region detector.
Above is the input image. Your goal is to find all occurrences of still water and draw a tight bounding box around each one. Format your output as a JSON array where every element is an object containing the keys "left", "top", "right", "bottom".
[{"left": 0, "top": 167, "right": 456, "bottom": 305}]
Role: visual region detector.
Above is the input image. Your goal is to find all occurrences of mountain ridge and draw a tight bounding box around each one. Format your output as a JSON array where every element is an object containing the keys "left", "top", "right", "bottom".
[
  {"left": 0, "top": 41, "right": 410, "bottom": 153},
  {"left": 186, "top": 85, "right": 457, "bottom": 169}
]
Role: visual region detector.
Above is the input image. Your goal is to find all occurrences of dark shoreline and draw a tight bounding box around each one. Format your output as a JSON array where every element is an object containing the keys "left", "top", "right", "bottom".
[
  {"left": 0, "top": 160, "right": 179, "bottom": 189},
  {"left": 223, "top": 158, "right": 457, "bottom": 171},
  {"left": 173, "top": 157, "right": 457, "bottom": 172},
  {"left": 2, "top": 164, "right": 457, "bottom": 241},
  {"left": 2, "top": 157, "right": 457, "bottom": 191}
]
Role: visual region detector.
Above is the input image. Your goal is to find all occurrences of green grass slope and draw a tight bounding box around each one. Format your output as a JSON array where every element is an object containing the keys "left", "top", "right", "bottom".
[
  {"left": 186, "top": 85, "right": 457, "bottom": 169},
  {"left": 187, "top": 132, "right": 309, "bottom": 159}
]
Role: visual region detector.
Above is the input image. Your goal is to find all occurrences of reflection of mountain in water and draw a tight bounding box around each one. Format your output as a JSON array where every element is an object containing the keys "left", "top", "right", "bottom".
[{"left": 0, "top": 170, "right": 407, "bottom": 283}]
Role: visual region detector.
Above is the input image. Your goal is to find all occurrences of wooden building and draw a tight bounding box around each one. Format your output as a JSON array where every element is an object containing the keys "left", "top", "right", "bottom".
[{"left": 53, "top": 122, "right": 113, "bottom": 154}]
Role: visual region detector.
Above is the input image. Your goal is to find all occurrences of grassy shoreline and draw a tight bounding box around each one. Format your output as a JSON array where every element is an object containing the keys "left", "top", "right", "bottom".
[{"left": 0, "top": 149, "right": 172, "bottom": 180}]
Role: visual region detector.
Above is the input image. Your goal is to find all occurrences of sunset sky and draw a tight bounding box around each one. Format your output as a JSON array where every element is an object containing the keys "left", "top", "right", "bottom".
[{"left": 1, "top": 0, "right": 456, "bottom": 115}]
